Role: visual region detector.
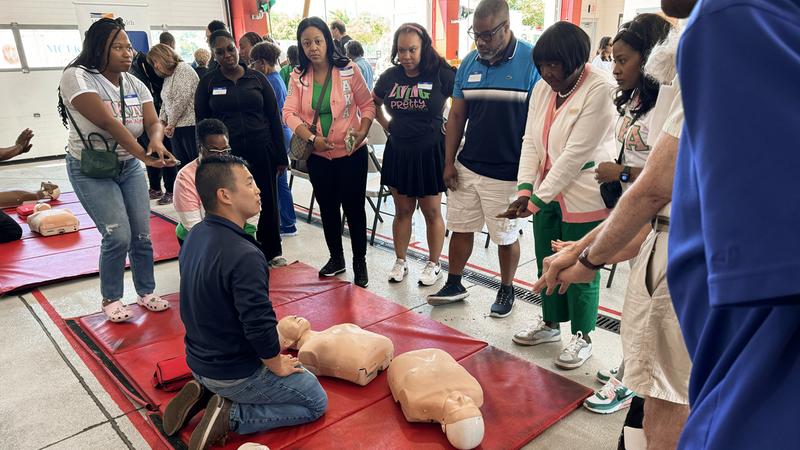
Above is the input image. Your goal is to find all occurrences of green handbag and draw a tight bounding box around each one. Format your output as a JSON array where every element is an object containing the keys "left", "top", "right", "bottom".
[{"left": 63, "top": 77, "right": 127, "bottom": 179}]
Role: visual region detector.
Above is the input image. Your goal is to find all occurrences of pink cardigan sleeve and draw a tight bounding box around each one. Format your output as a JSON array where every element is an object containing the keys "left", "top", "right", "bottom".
[
  {"left": 283, "top": 70, "right": 305, "bottom": 133},
  {"left": 350, "top": 63, "right": 376, "bottom": 120}
]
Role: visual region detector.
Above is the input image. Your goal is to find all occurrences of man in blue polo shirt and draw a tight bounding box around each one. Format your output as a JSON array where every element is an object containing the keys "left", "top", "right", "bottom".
[
  {"left": 666, "top": 0, "right": 800, "bottom": 448},
  {"left": 427, "top": 0, "right": 540, "bottom": 317},
  {"left": 165, "top": 155, "right": 327, "bottom": 449}
]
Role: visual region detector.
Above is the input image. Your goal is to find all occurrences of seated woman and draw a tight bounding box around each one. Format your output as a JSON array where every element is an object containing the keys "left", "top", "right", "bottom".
[{"left": 173, "top": 119, "right": 255, "bottom": 244}]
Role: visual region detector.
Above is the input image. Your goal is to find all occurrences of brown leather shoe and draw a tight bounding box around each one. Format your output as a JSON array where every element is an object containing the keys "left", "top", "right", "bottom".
[
  {"left": 162, "top": 380, "right": 212, "bottom": 436},
  {"left": 189, "top": 394, "right": 232, "bottom": 450}
]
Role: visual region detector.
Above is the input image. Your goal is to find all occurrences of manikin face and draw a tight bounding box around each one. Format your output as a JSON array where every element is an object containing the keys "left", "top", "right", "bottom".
[
  {"left": 277, "top": 315, "right": 311, "bottom": 348},
  {"left": 396, "top": 31, "right": 422, "bottom": 74},
  {"left": 612, "top": 39, "right": 643, "bottom": 91},
  {"left": 471, "top": 14, "right": 509, "bottom": 61},
  {"left": 104, "top": 30, "right": 134, "bottom": 73},
  {"left": 300, "top": 27, "right": 327, "bottom": 65}
]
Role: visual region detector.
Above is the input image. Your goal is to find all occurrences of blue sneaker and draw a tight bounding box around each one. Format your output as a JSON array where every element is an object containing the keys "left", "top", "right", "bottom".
[{"left": 489, "top": 287, "right": 515, "bottom": 318}]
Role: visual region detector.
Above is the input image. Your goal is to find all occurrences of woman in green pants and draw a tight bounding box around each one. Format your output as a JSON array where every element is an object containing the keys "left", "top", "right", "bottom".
[{"left": 499, "top": 22, "right": 617, "bottom": 370}]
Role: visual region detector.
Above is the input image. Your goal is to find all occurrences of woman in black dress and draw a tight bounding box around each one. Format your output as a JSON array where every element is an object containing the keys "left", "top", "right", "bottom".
[{"left": 373, "top": 23, "right": 455, "bottom": 286}]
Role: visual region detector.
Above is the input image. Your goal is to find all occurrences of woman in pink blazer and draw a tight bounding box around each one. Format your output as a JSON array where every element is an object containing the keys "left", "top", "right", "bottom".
[{"left": 283, "top": 17, "right": 376, "bottom": 288}]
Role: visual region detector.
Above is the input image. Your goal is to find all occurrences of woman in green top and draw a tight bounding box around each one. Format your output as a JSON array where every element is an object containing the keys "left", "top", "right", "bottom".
[{"left": 280, "top": 45, "right": 299, "bottom": 89}]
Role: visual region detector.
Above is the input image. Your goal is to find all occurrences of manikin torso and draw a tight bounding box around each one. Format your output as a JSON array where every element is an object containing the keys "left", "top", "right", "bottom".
[
  {"left": 387, "top": 348, "right": 485, "bottom": 450},
  {"left": 277, "top": 315, "right": 394, "bottom": 386}
]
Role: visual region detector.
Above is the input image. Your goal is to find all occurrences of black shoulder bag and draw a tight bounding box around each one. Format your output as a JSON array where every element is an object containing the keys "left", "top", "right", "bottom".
[{"left": 599, "top": 116, "right": 636, "bottom": 209}]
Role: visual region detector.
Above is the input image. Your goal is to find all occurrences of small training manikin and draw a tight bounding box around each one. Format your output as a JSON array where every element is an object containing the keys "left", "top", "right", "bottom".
[
  {"left": 26, "top": 203, "right": 79, "bottom": 236},
  {"left": 387, "top": 348, "right": 485, "bottom": 450},
  {"left": 277, "top": 315, "right": 394, "bottom": 386}
]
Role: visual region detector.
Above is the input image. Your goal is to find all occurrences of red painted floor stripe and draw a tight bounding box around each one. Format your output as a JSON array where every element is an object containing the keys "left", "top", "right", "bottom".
[{"left": 31, "top": 290, "right": 168, "bottom": 450}]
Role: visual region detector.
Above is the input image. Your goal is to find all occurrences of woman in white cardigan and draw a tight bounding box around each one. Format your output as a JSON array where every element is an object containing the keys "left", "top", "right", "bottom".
[
  {"left": 499, "top": 22, "right": 616, "bottom": 370},
  {"left": 147, "top": 44, "right": 200, "bottom": 170}
]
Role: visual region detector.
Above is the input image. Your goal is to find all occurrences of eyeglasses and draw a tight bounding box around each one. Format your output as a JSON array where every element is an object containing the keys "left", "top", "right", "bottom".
[
  {"left": 201, "top": 144, "right": 231, "bottom": 154},
  {"left": 467, "top": 21, "right": 507, "bottom": 42}
]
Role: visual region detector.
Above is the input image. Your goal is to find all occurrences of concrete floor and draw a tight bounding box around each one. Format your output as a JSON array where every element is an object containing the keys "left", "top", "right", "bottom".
[{"left": 0, "top": 158, "right": 629, "bottom": 449}]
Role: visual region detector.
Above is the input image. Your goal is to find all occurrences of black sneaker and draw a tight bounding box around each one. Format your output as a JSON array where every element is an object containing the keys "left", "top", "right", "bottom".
[
  {"left": 490, "top": 287, "right": 515, "bottom": 318},
  {"left": 427, "top": 283, "right": 469, "bottom": 306},
  {"left": 353, "top": 258, "right": 369, "bottom": 288},
  {"left": 319, "top": 256, "right": 346, "bottom": 277}
]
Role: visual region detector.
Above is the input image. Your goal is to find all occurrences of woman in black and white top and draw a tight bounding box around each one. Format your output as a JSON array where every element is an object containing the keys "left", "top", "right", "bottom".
[
  {"left": 373, "top": 23, "right": 455, "bottom": 287},
  {"left": 57, "top": 18, "right": 179, "bottom": 323},
  {"left": 594, "top": 15, "right": 672, "bottom": 189},
  {"left": 147, "top": 44, "right": 200, "bottom": 165}
]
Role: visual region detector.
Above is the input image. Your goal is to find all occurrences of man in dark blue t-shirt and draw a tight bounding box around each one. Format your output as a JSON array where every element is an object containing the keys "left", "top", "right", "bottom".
[
  {"left": 427, "top": 0, "right": 540, "bottom": 318},
  {"left": 666, "top": 0, "right": 800, "bottom": 448},
  {"left": 164, "top": 154, "right": 327, "bottom": 448}
]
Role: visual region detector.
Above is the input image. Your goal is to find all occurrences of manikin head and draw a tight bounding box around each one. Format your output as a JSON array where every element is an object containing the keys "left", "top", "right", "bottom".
[
  {"left": 277, "top": 315, "right": 312, "bottom": 350},
  {"left": 441, "top": 391, "right": 485, "bottom": 450}
]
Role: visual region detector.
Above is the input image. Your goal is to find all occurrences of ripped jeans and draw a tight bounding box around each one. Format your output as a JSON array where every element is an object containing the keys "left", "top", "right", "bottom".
[{"left": 66, "top": 154, "right": 156, "bottom": 301}]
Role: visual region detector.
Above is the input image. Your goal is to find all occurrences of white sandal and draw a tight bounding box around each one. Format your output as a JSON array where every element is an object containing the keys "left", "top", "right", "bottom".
[
  {"left": 137, "top": 293, "right": 170, "bottom": 312},
  {"left": 102, "top": 300, "right": 134, "bottom": 323}
]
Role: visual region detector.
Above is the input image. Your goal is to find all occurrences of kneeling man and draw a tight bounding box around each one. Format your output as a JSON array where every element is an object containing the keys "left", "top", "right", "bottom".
[{"left": 166, "top": 155, "right": 327, "bottom": 450}]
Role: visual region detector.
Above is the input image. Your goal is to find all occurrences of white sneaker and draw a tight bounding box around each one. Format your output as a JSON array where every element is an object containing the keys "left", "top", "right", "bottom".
[
  {"left": 418, "top": 261, "right": 442, "bottom": 286},
  {"left": 512, "top": 314, "right": 561, "bottom": 346},
  {"left": 555, "top": 331, "right": 592, "bottom": 369},
  {"left": 583, "top": 376, "right": 635, "bottom": 414},
  {"left": 596, "top": 366, "right": 622, "bottom": 385},
  {"left": 388, "top": 258, "right": 408, "bottom": 282}
]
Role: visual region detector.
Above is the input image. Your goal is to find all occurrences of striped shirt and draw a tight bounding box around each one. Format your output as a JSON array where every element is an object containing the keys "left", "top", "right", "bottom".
[{"left": 453, "top": 35, "right": 540, "bottom": 181}]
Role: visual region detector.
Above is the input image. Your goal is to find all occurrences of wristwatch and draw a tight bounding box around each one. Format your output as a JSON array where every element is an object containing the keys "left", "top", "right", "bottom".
[
  {"left": 578, "top": 246, "right": 605, "bottom": 271},
  {"left": 307, "top": 134, "right": 317, "bottom": 145},
  {"left": 619, "top": 166, "right": 632, "bottom": 183}
]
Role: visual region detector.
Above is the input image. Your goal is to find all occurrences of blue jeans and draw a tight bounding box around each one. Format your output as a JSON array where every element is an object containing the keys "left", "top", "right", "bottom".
[
  {"left": 195, "top": 366, "right": 328, "bottom": 434},
  {"left": 277, "top": 171, "right": 297, "bottom": 233},
  {"left": 66, "top": 155, "right": 155, "bottom": 300}
]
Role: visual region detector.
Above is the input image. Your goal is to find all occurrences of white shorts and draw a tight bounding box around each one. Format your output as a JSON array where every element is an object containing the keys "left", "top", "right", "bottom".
[{"left": 445, "top": 162, "right": 522, "bottom": 246}]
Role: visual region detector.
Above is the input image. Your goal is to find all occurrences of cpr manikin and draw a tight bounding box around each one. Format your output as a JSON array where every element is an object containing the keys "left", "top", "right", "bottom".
[
  {"left": 387, "top": 348, "right": 485, "bottom": 450},
  {"left": 277, "top": 315, "right": 394, "bottom": 386},
  {"left": 26, "top": 203, "right": 79, "bottom": 236}
]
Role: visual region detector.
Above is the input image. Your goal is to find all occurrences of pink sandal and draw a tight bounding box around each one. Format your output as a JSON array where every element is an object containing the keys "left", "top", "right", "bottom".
[
  {"left": 103, "top": 300, "right": 134, "bottom": 323},
  {"left": 137, "top": 293, "right": 170, "bottom": 312}
]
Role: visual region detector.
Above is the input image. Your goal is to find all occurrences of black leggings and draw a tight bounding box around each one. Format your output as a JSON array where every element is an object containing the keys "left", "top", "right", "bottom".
[
  {"left": 140, "top": 133, "right": 177, "bottom": 193},
  {"left": 0, "top": 209, "right": 22, "bottom": 243},
  {"left": 250, "top": 162, "right": 282, "bottom": 261},
  {"left": 307, "top": 147, "right": 368, "bottom": 259},
  {"left": 170, "top": 126, "right": 198, "bottom": 164}
]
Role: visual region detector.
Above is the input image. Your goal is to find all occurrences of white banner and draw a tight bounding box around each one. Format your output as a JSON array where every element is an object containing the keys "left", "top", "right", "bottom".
[{"left": 73, "top": 1, "right": 151, "bottom": 52}]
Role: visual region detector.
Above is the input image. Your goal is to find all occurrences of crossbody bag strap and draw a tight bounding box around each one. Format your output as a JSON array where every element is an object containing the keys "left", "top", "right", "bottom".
[
  {"left": 309, "top": 68, "right": 333, "bottom": 129},
  {"left": 615, "top": 116, "right": 637, "bottom": 164}
]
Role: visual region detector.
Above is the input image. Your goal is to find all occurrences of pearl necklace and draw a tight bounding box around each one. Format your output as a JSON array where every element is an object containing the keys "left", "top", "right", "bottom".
[{"left": 557, "top": 67, "right": 585, "bottom": 99}]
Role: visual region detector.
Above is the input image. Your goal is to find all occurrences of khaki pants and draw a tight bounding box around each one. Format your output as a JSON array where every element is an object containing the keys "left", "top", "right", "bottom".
[{"left": 621, "top": 229, "right": 692, "bottom": 404}]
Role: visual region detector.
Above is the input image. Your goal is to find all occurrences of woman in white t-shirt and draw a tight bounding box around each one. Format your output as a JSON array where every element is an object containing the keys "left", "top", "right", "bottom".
[
  {"left": 595, "top": 15, "right": 672, "bottom": 189},
  {"left": 57, "top": 18, "right": 179, "bottom": 323},
  {"left": 590, "top": 36, "right": 613, "bottom": 73}
]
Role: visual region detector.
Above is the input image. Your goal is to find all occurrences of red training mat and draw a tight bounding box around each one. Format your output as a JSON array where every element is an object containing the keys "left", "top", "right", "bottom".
[
  {"left": 290, "top": 346, "right": 593, "bottom": 450},
  {"left": 0, "top": 210, "right": 180, "bottom": 295}
]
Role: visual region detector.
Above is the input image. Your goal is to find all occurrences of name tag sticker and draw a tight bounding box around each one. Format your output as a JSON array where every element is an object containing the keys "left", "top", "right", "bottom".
[
  {"left": 212, "top": 87, "right": 227, "bottom": 96},
  {"left": 123, "top": 94, "right": 140, "bottom": 106},
  {"left": 418, "top": 82, "right": 433, "bottom": 90},
  {"left": 340, "top": 67, "right": 354, "bottom": 77},
  {"left": 468, "top": 73, "right": 482, "bottom": 83}
]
